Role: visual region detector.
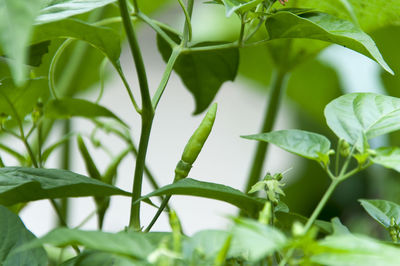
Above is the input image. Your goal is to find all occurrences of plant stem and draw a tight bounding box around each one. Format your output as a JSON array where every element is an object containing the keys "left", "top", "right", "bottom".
[
  {"left": 304, "top": 178, "right": 341, "bottom": 232},
  {"left": 152, "top": 47, "right": 181, "bottom": 109},
  {"left": 182, "top": 0, "right": 194, "bottom": 47},
  {"left": 243, "top": 70, "right": 289, "bottom": 196},
  {"left": 119, "top": 0, "right": 154, "bottom": 230}
]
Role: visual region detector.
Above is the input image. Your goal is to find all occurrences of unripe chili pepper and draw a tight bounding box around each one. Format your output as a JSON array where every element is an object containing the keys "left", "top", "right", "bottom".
[{"left": 175, "top": 103, "right": 217, "bottom": 180}]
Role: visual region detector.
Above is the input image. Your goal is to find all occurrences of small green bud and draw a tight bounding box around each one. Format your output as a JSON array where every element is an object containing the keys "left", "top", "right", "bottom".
[
  {"left": 339, "top": 139, "right": 351, "bottom": 157},
  {"left": 292, "top": 221, "right": 305, "bottom": 237}
]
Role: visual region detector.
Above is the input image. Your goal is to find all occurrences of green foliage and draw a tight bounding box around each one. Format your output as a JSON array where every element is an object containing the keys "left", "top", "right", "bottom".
[
  {"left": 0, "top": 167, "right": 130, "bottom": 205},
  {"left": 0, "top": 205, "right": 47, "bottom": 265},
  {"left": 1, "top": 0, "right": 400, "bottom": 264}
]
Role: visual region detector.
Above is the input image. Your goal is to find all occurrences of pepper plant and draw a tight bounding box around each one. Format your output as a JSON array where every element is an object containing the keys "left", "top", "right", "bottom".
[{"left": 1, "top": 0, "right": 400, "bottom": 265}]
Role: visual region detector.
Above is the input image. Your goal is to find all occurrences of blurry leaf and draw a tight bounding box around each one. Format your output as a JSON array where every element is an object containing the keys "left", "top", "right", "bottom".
[
  {"left": 61, "top": 250, "right": 137, "bottom": 266},
  {"left": 0, "top": 205, "right": 47, "bottom": 266},
  {"left": 243, "top": 129, "right": 331, "bottom": 162},
  {"left": 157, "top": 32, "right": 239, "bottom": 114},
  {"left": 44, "top": 98, "right": 126, "bottom": 125},
  {"left": 183, "top": 230, "right": 230, "bottom": 261},
  {"left": 311, "top": 234, "right": 400, "bottom": 266},
  {"left": 0, "top": 78, "right": 49, "bottom": 119},
  {"left": 359, "top": 199, "right": 400, "bottom": 228},
  {"left": 32, "top": 18, "right": 121, "bottom": 65},
  {"left": 371, "top": 147, "right": 400, "bottom": 173},
  {"left": 27, "top": 41, "right": 51, "bottom": 67},
  {"left": 265, "top": 11, "right": 393, "bottom": 74},
  {"left": 331, "top": 217, "right": 351, "bottom": 235},
  {"left": 76, "top": 134, "right": 101, "bottom": 179},
  {"left": 137, "top": 178, "right": 265, "bottom": 216},
  {"left": 36, "top": 0, "right": 116, "bottom": 24},
  {"left": 0, "top": 167, "right": 130, "bottom": 206},
  {"left": 287, "top": 59, "right": 343, "bottom": 125},
  {"left": 221, "top": 0, "right": 263, "bottom": 17},
  {"left": 284, "top": 0, "right": 400, "bottom": 32},
  {"left": 275, "top": 212, "right": 333, "bottom": 234},
  {"left": 42, "top": 132, "right": 75, "bottom": 163},
  {"left": 325, "top": 93, "right": 400, "bottom": 149},
  {"left": 229, "top": 218, "right": 287, "bottom": 261},
  {"left": 375, "top": 26, "right": 400, "bottom": 98},
  {"left": 0, "top": 0, "right": 44, "bottom": 86},
  {"left": 21, "top": 228, "right": 154, "bottom": 260}
]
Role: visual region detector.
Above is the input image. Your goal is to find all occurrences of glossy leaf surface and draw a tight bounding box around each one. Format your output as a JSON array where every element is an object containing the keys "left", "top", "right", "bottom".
[
  {"left": 359, "top": 199, "right": 400, "bottom": 228},
  {"left": 0, "top": 205, "right": 47, "bottom": 266},
  {"left": 0, "top": 167, "right": 130, "bottom": 205},
  {"left": 36, "top": 0, "right": 116, "bottom": 24},
  {"left": 325, "top": 93, "right": 400, "bottom": 148},
  {"left": 265, "top": 11, "right": 393, "bottom": 74},
  {"left": 33, "top": 18, "right": 121, "bottom": 64},
  {"left": 243, "top": 129, "right": 331, "bottom": 161},
  {"left": 371, "top": 147, "right": 400, "bottom": 173},
  {"left": 137, "top": 178, "right": 265, "bottom": 216}
]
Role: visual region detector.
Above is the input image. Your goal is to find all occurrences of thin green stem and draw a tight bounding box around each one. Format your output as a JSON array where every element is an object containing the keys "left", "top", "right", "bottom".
[
  {"left": 304, "top": 179, "right": 341, "bottom": 232},
  {"left": 37, "top": 122, "right": 43, "bottom": 168},
  {"left": 152, "top": 47, "right": 181, "bottom": 109},
  {"left": 182, "top": 42, "right": 238, "bottom": 52},
  {"left": 119, "top": 0, "right": 154, "bottom": 230},
  {"left": 136, "top": 12, "right": 177, "bottom": 48},
  {"left": 177, "top": 0, "right": 192, "bottom": 42},
  {"left": 182, "top": 0, "right": 194, "bottom": 47},
  {"left": 239, "top": 14, "right": 246, "bottom": 46},
  {"left": 115, "top": 66, "right": 141, "bottom": 114},
  {"left": 243, "top": 70, "right": 289, "bottom": 196},
  {"left": 145, "top": 195, "right": 171, "bottom": 232},
  {"left": 335, "top": 140, "right": 340, "bottom": 176}
]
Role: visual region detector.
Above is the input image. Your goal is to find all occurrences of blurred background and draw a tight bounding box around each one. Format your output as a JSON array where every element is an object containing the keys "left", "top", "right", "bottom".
[{"left": 2, "top": 0, "right": 399, "bottom": 239}]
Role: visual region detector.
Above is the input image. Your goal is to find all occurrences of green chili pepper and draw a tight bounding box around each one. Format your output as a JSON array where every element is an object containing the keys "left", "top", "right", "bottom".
[{"left": 175, "top": 103, "right": 217, "bottom": 180}]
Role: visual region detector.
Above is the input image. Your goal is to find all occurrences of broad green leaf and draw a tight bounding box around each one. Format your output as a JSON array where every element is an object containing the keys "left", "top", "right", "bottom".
[
  {"left": 265, "top": 11, "right": 393, "bottom": 74},
  {"left": 0, "top": 77, "right": 49, "bottom": 119},
  {"left": 137, "top": 178, "right": 265, "bottom": 216},
  {"left": 0, "top": 0, "right": 44, "bottom": 86},
  {"left": 243, "top": 129, "right": 331, "bottom": 162},
  {"left": 157, "top": 32, "right": 239, "bottom": 114},
  {"left": 61, "top": 250, "right": 137, "bottom": 266},
  {"left": 0, "top": 205, "right": 47, "bottom": 265},
  {"left": 312, "top": 234, "right": 400, "bottom": 266},
  {"left": 221, "top": 0, "right": 263, "bottom": 17},
  {"left": 44, "top": 98, "right": 126, "bottom": 125},
  {"left": 21, "top": 228, "right": 154, "bottom": 260},
  {"left": 32, "top": 18, "right": 121, "bottom": 65},
  {"left": 359, "top": 199, "right": 400, "bottom": 228},
  {"left": 371, "top": 147, "right": 400, "bottom": 173},
  {"left": 36, "top": 0, "right": 116, "bottom": 24},
  {"left": 0, "top": 167, "right": 130, "bottom": 206},
  {"left": 229, "top": 218, "right": 287, "bottom": 261},
  {"left": 324, "top": 93, "right": 400, "bottom": 149}
]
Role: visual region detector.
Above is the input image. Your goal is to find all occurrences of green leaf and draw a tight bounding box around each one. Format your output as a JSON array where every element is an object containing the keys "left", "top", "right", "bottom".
[
  {"left": 275, "top": 212, "right": 333, "bottom": 235},
  {"left": 44, "top": 98, "right": 126, "bottom": 125},
  {"left": 0, "top": 167, "right": 130, "bottom": 206},
  {"left": 221, "top": 0, "right": 263, "bottom": 17},
  {"left": 61, "top": 250, "right": 137, "bottom": 266},
  {"left": 324, "top": 93, "right": 400, "bottom": 149},
  {"left": 183, "top": 230, "right": 230, "bottom": 261},
  {"left": 36, "top": 0, "right": 116, "bottom": 24},
  {"left": 312, "top": 234, "right": 400, "bottom": 266},
  {"left": 265, "top": 11, "right": 393, "bottom": 74},
  {"left": 32, "top": 18, "right": 121, "bottom": 65},
  {"left": 0, "top": 205, "right": 47, "bottom": 265},
  {"left": 371, "top": 147, "right": 400, "bottom": 173},
  {"left": 21, "top": 228, "right": 154, "bottom": 260},
  {"left": 229, "top": 218, "right": 287, "bottom": 261},
  {"left": 359, "top": 199, "right": 400, "bottom": 228},
  {"left": 0, "top": 78, "right": 49, "bottom": 119},
  {"left": 0, "top": 0, "right": 44, "bottom": 86},
  {"left": 136, "top": 178, "right": 265, "bottom": 216},
  {"left": 331, "top": 217, "right": 351, "bottom": 235},
  {"left": 242, "top": 129, "right": 331, "bottom": 162},
  {"left": 157, "top": 32, "right": 239, "bottom": 114}
]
